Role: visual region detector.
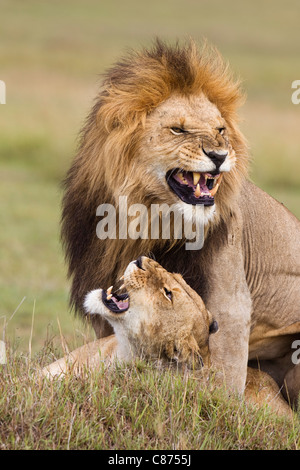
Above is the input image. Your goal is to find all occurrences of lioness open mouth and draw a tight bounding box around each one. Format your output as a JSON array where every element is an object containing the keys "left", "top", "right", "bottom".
[
  {"left": 102, "top": 287, "right": 130, "bottom": 314},
  {"left": 101, "top": 258, "right": 145, "bottom": 313},
  {"left": 166, "top": 169, "right": 223, "bottom": 206}
]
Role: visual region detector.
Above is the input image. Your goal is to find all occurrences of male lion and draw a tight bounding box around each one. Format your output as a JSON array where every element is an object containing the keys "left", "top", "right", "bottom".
[
  {"left": 61, "top": 40, "right": 300, "bottom": 397},
  {"left": 43, "top": 257, "right": 292, "bottom": 419}
]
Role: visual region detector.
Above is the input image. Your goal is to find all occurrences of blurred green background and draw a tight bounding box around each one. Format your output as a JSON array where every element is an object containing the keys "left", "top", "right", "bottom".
[{"left": 1, "top": 0, "right": 300, "bottom": 352}]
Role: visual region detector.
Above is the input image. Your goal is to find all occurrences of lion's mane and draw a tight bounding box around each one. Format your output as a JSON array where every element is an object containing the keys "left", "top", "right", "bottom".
[{"left": 61, "top": 40, "right": 249, "bottom": 332}]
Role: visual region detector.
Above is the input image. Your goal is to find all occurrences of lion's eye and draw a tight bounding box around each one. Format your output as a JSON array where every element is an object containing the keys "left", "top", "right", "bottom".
[
  {"left": 217, "top": 127, "right": 226, "bottom": 135},
  {"left": 163, "top": 287, "right": 173, "bottom": 301},
  {"left": 170, "top": 127, "right": 186, "bottom": 135}
]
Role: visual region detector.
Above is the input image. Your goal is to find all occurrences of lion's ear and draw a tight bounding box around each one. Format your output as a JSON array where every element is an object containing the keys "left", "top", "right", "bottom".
[
  {"left": 207, "top": 310, "right": 219, "bottom": 334},
  {"left": 209, "top": 320, "right": 219, "bottom": 335}
]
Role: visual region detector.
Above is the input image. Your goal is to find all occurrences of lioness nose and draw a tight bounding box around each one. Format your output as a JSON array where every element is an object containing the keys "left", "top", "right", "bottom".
[{"left": 204, "top": 149, "right": 228, "bottom": 169}]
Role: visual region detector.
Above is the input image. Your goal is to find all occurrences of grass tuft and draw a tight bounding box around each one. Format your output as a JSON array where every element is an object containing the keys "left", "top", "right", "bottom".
[{"left": 0, "top": 346, "right": 299, "bottom": 450}]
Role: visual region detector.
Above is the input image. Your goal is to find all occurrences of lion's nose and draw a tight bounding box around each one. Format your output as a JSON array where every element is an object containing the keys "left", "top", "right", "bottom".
[{"left": 203, "top": 149, "right": 228, "bottom": 170}]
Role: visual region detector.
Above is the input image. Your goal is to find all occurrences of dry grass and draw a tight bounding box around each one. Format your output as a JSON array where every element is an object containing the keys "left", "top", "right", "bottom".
[{"left": 0, "top": 346, "right": 299, "bottom": 450}]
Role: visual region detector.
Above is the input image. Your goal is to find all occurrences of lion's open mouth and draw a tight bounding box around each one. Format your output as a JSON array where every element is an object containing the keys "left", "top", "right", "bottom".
[
  {"left": 102, "top": 287, "right": 130, "bottom": 313},
  {"left": 166, "top": 170, "right": 223, "bottom": 206}
]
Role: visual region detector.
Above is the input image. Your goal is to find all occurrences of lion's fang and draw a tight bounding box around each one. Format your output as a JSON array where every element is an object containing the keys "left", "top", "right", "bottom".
[
  {"left": 193, "top": 172, "right": 201, "bottom": 186},
  {"left": 177, "top": 172, "right": 188, "bottom": 185},
  {"left": 194, "top": 184, "right": 201, "bottom": 198}
]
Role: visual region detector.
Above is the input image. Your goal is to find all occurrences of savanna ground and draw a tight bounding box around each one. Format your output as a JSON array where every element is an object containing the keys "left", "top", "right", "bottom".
[{"left": 1, "top": 0, "right": 300, "bottom": 450}]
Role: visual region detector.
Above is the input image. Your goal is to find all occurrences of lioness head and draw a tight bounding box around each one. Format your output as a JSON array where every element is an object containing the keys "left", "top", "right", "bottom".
[{"left": 84, "top": 256, "right": 218, "bottom": 369}]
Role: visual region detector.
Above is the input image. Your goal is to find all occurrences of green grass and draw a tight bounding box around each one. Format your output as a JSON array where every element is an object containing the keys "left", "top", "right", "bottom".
[{"left": 0, "top": 351, "right": 299, "bottom": 450}]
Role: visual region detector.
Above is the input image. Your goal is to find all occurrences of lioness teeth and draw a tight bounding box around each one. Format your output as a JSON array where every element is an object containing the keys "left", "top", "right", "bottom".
[{"left": 106, "top": 285, "right": 113, "bottom": 300}]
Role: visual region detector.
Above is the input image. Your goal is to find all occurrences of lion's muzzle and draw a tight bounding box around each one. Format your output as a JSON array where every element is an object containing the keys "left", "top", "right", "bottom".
[{"left": 166, "top": 169, "right": 223, "bottom": 206}]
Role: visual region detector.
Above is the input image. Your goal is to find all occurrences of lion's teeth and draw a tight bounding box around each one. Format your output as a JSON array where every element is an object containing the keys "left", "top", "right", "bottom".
[
  {"left": 210, "top": 183, "right": 219, "bottom": 197},
  {"left": 193, "top": 172, "right": 201, "bottom": 186},
  {"left": 194, "top": 183, "right": 201, "bottom": 198},
  {"left": 119, "top": 284, "right": 125, "bottom": 290},
  {"left": 209, "top": 174, "right": 223, "bottom": 196},
  {"left": 177, "top": 172, "right": 188, "bottom": 185},
  {"left": 107, "top": 293, "right": 113, "bottom": 300},
  {"left": 119, "top": 275, "right": 124, "bottom": 281}
]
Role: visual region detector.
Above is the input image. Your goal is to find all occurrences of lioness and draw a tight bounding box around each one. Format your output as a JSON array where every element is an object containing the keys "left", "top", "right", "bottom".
[
  {"left": 43, "top": 256, "right": 218, "bottom": 376},
  {"left": 43, "top": 257, "right": 293, "bottom": 419}
]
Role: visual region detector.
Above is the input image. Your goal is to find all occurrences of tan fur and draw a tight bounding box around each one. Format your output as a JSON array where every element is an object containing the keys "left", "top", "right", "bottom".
[
  {"left": 43, "top": 257, "right": 215, "bottom": 378},
  {"left": 244, "top": 368, "right": 293, "bottom": 419},
  {"left": 43, "top": 258, "right": 292, "bottom": 419},
  {"left": 61, "top": 40, "right": 300, "bottom": 400},
  {"left": 42, "top": 336, "right": 117, "bottom": 378},
  {"left": 282, "top": 364, "right": 300, "bottom": 408}
]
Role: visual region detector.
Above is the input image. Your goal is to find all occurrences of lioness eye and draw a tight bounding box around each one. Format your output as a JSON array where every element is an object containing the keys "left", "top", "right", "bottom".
[
  {"left": 170, "top": 127, "right": 186, "bottom": 135},
  {"left": 163, "top": 287, "right": 172, "bottom": 301},
  {"left": 217, "top": 127, "right": 225, "bottom": 135}
]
